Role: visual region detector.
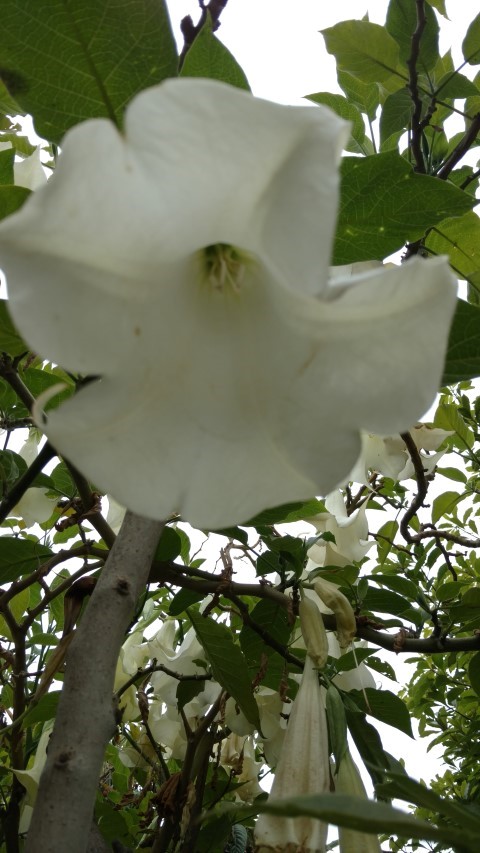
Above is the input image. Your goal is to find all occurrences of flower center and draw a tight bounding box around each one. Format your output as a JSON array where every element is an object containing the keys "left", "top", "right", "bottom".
[{"left": 200, "top": 243, "right": 250, "bottom": 294}]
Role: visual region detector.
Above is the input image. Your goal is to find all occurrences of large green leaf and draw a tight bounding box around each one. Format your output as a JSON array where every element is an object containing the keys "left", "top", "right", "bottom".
[
  {"left": 426, "top": 211, "right": 480, "bottom": 290},
  {"left": 239, "top": 599, "right": 293, "bottom": 690},
  {"left": 379, "top": 88, "right": 413, "bottom": 146},
  {"left": 181, "top": 15, "right": 250, "bottom": 91},
  {"left": 322, "top": 21, "right": 404, "bottom": 87},
  {"left": 463, "top": 12, "right": 480, "bottom": 65},
  {"left": 376, "top": 769, "right": 480, "bottom": 835},
  {"left": 306, "top": 93, "right": 369, "bottom": 154},
  {"left": 0, "top": 538, "right": 53, "bottom": 583},
  {"left": 337, "top": 70, "right": 380, "bottom": 120},
  {"left": 189, "top": 609, "right": 261, "bottom": 729},
  {"left": 0, "top": 0, "right": 178, "bottom": 142},
  {"left": 208, "top": 794, "right": 478, "bottom": 850},
  {"left": 386, "top": 0, "right": 440, "bottom": 72},
  {"left": 349, "top": 688, "right": 413, "bottom": 737},
  {"left": 333, "top": 153, "right": 474, "bottom": 263}
]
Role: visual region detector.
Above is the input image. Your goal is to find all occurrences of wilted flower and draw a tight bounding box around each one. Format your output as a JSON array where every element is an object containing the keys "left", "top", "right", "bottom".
[
  {"left": 254, "top": 657, "right": 329, "bottom": 852},
  {"left": 0, "top": 79, "right": 456, "bottom": 528}
]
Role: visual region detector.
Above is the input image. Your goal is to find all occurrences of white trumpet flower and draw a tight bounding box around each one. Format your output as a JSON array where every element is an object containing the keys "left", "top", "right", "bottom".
[
  {"left": 0, "top": 79, "right": 456, "bottom": 528},
  {"left": 254, "top": 657, "right": 329, "bottom": 852}
]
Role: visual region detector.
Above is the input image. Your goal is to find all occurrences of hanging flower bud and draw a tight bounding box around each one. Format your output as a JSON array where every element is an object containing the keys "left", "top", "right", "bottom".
[
  {"left": 314, "top": 578, "right": 356, "bottom": 648},
  {"left": 299, "top": 596, "right": 329, "bottom": 669},
  {"left": 334, "top": 749, "right": 381, "bottom": 853}
]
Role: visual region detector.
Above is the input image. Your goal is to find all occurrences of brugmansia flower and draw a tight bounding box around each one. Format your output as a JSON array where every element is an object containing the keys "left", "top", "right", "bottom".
[
  {"left": 254, "top": 657, "right": 329, "bottom": 852},
  {"left": 0, "top": 79, "right": 456, "bottom": 529},
  {"left": 307, "top": 491, "right": 372, "bottom": 568},
  {"left": 350, "top": 423, "right": 453, "bottom": 484}
]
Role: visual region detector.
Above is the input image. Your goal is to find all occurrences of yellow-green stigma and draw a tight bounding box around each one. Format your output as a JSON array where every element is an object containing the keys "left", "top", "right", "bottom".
[{"left": 200, "top": 243, "right": 251, "bottom": 294}]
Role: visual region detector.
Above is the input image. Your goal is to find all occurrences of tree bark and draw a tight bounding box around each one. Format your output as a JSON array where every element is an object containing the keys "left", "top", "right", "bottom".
[{"left": 25, "top": 512, "right": 164, "bottom": 853}]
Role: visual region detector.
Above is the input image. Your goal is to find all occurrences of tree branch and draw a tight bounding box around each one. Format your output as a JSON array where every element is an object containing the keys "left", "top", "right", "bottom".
[{"left": 25, "top": 512, "right": 164, "bottom": 853}]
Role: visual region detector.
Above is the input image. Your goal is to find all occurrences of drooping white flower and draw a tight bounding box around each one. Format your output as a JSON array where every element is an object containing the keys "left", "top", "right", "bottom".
[
  {"left": 0, "top": 142, "right": 46, "bottom": 190},
  {"left": 350, "top": 423, "right": 453, "bottom": 484},
  {"left": 307, "top": 490, "right": 372, "bottom": 568},
  {"left": 0, "top": 79, "right": 457, "bottom": 529},
  {"left": 254, "top": 657, "right": 329, "bottom": 852}
]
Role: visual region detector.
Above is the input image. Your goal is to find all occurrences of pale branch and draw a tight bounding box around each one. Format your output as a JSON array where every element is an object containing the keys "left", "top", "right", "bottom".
[{"left": 25, "top": 512, "right": 165, "bottom": 853}]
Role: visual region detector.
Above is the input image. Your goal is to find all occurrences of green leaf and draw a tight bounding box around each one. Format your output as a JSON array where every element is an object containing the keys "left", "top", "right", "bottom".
[
  {"left": 349, "top": 688, "right": 413, "bottom": 737},
  {"left": 0, "top": 449, "right": 27, "bottom": 493},
  {"left": 436, "top": 72, "right": 480, "bottom": 98},
  {"left": 427, "top": 212, "right": 480, "bottom": 295},
  {"left": 181, "top": 14, "right": 249, "bottom": 91},
  {"left": 239, "top": 599, "right": 293, "bottom": 690},
  {"left": 426, "top": 0, "right": 448, "bottom": 17},
  {"left": 23, "top": 691, "right": 60, "bottom": 726},
  {"left": 189, "top": 609, "right": 261, "bottom": 729},
  {"left": 246, "top": 498, "right": 325, "bottom": 527},
  {"left": 209, "top": 794, "right": 477, "bottom": 849},
  {"left": 0, "top": 0, "right": 178, "bottom": 143},
  {"left": 176, "top": 678, "right": 205, "bottom": 713},
  {"left": 435, "top": 580, "right": 466, "bottom": 603},
  {"left": 379, "top": 88, "right": 413, "bottom": 146},
  {"left": 50, "top": 461, "right": 77, "bottom": 498},
  {"left": 362, "top": 587, "right": 412, "bottom": 616},
  {"left": 376, "top": 769, "right": 480, "bottom": 836},
  {"left": 0, "top": 184, "right": 29, "bottom": 220},
  {"left": 431, "top": 490, "right": 463, "bottom": 524},
  {"left": 437, "top": 465, "right": 467, "bottom": 484},
  {"left": 0, "top": 79, "right": 23, "bottom": 115},
  {"left": 322, "top": 21, "right": 404, "bottom": 86},
  {"left": 334, "top": 153, "right": 474, "bottom": 264},
  {"left": 0, "top": 299, "right": 28, "bottom": 356},
  {"left": 443, "top": 299, "right": 480, "bottom": 383},
  {"left": 0, "top": 148, "right": 14, "bottom": 184},
  {"left": 337, "top": 70, "right": 380, "bottom": 120},
  {"left": 434, "top": 403, "right": 475, "bottom": 449},
  {"left": 386, "top": 0, "right": 439, "bottom": 72},
  {"left": 369, "top": 574, "right": 419, "bottom": 600},
  {"left": 468, "top": 651, "right": 480, "bottom": 697},
  {"left": 306, "top": 93, "right": 367, "bottom": 153},
  {"left": 169, "top": 588, "right": 205, "bottom": 617},
  {"left": 463, "top": 13, "right": 480, "bottom": 65},
  {"left": 155, "top": 526, "right": 182, "bottom": 562},
  {"left": 0, "top": 538, "right": 53, "bottom": 583}
]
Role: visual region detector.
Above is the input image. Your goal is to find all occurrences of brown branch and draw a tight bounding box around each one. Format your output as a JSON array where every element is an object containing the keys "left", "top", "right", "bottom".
[
  {"left": 435, "top": 113, "right": 480, "bottom": 180},
  {"left": 399, "top": 431, "right": 429, "bottom": 542},
  {"left": 0, "top": 442, "right": 57, "bottom": 523},
  {"left": 64, "top": 462, "right": 116, "bottom": 548},
  {"left": 179, "top": 0, "right": 230, "bottom": 68},
  {"left": 407, "top": 0, "right": 427, "bottom": 173}
]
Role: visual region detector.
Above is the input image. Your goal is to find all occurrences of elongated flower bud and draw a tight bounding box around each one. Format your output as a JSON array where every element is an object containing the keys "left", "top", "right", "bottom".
[
  {"left": 314, "top": 578, "right": 356, "bottom": 648},
  {"left": 299, "top": 596, "right": 329, "bottom": 668},
  {"left": 334, "top": 749, "right": 381, "bottom": 853},
  {"left": 254, "top": 657, "right": 329, "bottom": 852}
]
